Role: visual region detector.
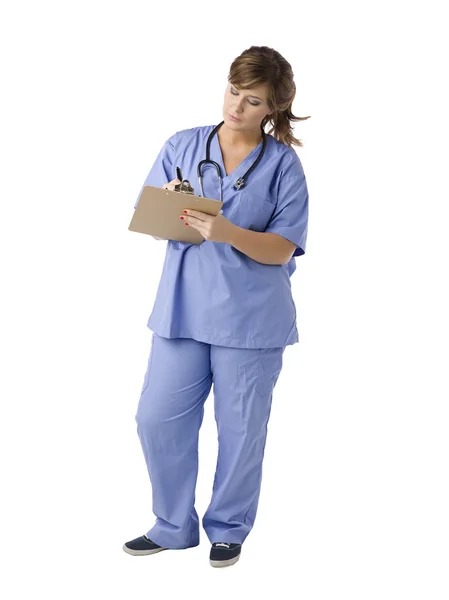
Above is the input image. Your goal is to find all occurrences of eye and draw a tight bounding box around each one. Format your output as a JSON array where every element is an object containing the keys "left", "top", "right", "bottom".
[{"left": 230, "top": 87, "right": 261, "bottom": 106}]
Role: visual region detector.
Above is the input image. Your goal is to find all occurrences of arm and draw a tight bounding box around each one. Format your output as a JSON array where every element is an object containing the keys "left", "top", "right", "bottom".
[
  {"left": 228, "top": 225, "right": 297, "bottom": 265},
  {"left": 183, "top": 163, "right": 308, "bottom": 263},
  {"left": 180, "top": 209, "right": 297, "bottom": 264},
  {"left": 133, "top": 135, "right": 176, "bottom": 209},
  {"left": 228, "top": 168, "right": 309, "bottom": 264}
]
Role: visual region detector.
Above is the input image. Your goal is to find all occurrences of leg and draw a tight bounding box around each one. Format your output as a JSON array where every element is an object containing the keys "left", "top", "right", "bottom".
[
  {"left": 203, "top": 345, "right": 284, "bottom": 544},
  {"left": 135, "top": 333, "right": 212, "bottom": 548}
]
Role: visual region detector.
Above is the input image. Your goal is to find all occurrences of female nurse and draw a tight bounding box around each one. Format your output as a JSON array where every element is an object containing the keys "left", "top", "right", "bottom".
[{"left": 123, "top": 45, "right": 310, "bottom": 568}]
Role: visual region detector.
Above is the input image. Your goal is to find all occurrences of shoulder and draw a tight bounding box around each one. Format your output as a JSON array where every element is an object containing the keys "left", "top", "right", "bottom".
[
  {"left": 266, "top": 135, "right": 305, "bottom": 180},
  {"left": 166, "top": 124, "right": 216, "bottom": 148}
]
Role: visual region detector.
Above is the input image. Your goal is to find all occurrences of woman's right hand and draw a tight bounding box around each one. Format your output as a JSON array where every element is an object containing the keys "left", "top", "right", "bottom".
[{"left": 162, "top": 179, "right": 181, "bottom": 191}]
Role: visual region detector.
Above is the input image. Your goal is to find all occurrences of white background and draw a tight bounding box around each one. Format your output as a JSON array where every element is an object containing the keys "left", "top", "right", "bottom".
[{"left": 1, "top": 0, "right": 448, "bottom": 598}]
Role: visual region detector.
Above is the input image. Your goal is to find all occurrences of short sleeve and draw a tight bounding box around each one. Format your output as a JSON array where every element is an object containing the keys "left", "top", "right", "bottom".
[
  {"left": 265, "top": 169, "right": 309, "bottom": 257},
  {"left": 133, "top": 134, "right": 176, "bottom": 208}
]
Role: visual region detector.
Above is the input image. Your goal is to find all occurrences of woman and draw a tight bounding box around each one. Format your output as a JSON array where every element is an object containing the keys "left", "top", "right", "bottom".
[{"left": 123, "top": 46, "right": 310, "bottom": 568}]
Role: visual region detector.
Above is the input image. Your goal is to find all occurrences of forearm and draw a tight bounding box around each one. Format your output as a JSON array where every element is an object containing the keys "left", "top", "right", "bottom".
[{"left": 228, "top": 224, "right": 292, "bottom": 265}]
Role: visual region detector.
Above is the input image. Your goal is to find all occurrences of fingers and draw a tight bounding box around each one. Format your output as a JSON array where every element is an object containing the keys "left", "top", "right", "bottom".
[
  {"left": 183, "top": 209, "right": 211, "bottom": 222},
  {"left": 162, "top": 178, "right": 181, "bottom": 191}
]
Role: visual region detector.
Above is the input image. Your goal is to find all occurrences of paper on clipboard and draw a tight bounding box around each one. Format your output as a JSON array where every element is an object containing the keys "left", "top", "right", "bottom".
[{"left": 128, "top": 185, "right": 224, "bottom": 244}]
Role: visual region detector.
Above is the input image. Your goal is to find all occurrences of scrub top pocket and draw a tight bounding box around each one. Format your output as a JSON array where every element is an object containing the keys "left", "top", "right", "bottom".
[{"left": 225, "top": 190, "right": 275, "bottom": 232}]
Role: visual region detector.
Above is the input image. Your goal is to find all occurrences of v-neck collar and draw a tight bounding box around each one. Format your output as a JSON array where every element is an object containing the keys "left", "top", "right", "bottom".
[{"left": 213, "top": 129, "right": 264, "bottom": 180}]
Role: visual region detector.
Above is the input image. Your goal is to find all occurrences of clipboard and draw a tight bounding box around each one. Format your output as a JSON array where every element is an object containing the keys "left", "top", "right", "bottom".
[{"left": 128, "top": 185, "right": 223, "bottom": 244}]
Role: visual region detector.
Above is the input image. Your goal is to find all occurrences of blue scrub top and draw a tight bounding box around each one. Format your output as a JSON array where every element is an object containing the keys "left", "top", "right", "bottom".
[{"left": 134, "top": 125, "right": 309, "bottom": 349}]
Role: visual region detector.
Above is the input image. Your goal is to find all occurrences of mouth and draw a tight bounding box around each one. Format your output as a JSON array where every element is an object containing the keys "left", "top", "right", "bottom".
[{"left": 229, "top": 114, "right": 241, "bottom": 122}]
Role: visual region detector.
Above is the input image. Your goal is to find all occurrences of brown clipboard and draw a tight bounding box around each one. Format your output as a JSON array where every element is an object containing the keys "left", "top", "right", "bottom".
[{"left": 128, "top": 185, "right": 224, "bottom": 244}]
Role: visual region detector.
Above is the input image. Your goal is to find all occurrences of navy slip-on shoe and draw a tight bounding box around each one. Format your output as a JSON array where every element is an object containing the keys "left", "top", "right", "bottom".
[
  {"left": 122, "top": 534, "right": 167, "bottom": 556},
  {"left": 209, "top": 542, "right": 242, "bottom": 568}
]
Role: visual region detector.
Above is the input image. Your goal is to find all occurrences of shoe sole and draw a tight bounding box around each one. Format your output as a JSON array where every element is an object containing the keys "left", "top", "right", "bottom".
[
  {"left": 210, "top": 554, "right": 241, "bottom": 568},
  {"left": 122, "top": 545, "right": 167, "bottom": 556}
]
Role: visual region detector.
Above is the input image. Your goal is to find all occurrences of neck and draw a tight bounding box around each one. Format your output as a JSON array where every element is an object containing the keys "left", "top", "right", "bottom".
[{"left": 218, "top": 124, "right": 262, "bottom": 148}]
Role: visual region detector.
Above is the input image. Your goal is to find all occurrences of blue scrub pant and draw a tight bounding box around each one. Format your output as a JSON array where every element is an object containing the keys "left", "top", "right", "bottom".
[{"left": 135, "top": 333, "right": 284, "bottom": 548}]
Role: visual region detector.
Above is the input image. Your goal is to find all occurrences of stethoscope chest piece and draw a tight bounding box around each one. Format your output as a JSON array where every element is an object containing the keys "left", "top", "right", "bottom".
[{"left": 234, "top": 177, "right": 245, "bottom": 190}]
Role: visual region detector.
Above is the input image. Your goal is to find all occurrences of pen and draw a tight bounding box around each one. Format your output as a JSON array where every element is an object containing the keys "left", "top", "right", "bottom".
[{"left": 176, "top": 167, "right": 183, "bottom": 182}]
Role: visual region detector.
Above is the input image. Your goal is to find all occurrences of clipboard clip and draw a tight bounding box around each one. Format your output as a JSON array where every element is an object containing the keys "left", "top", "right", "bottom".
[
  {"left": 174, "top": 180, "right": 195, "bottom": 194},
  {"left": 174, "top": 167, "right": 195, "bottom": 195}
]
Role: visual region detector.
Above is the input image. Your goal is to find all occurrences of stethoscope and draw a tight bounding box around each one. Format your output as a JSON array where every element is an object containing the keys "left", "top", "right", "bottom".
[{"left": 196, "top": 120, "right": 267, "bottom": 202}]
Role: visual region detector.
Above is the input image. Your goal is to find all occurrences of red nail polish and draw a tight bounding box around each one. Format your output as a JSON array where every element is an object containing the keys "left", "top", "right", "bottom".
[
  {"left": 183, "top": 210, "right": 187, "bottom": 214},
  {"left": 185, "top": 222, "right": 189, "bottom": 226},
  {"left": 179, "top": 216, "right": 184, "bottom": 220}
]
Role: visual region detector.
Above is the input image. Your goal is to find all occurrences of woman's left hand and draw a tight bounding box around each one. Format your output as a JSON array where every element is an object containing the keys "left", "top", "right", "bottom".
[{"left": 181, "top": 210, "right": 236, "bottom": 244}]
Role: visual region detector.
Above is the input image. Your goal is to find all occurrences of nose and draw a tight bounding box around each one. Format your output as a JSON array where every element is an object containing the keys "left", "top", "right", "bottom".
[{"left": 233, "top": 98, "right": 245, "bottom": 113}]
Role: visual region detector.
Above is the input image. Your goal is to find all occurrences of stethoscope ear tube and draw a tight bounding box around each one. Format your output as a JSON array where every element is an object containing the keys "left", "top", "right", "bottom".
[
  {"left": 237, "top": 123, "right": 266, "bottom": 187},
  {"left": 197, "top": 121, "right": 267, "bottom": 201}
]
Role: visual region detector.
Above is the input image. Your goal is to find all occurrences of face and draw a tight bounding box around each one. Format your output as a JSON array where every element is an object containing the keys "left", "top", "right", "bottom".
[{"left": 222, "top": 82, "right": 271, "bottom": 135}]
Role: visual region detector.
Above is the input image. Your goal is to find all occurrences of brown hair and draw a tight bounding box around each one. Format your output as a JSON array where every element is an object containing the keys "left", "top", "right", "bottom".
[{"left": 228, "top": 46, "right": 311, "bottom": 148}]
